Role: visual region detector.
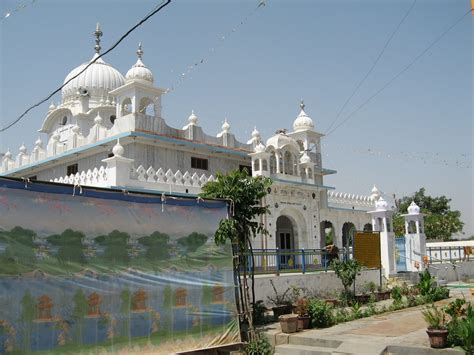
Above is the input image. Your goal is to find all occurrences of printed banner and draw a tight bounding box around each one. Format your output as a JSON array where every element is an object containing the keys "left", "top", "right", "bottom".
[{"left": 0, "top": 178, "right": 239, "bottom": 354}]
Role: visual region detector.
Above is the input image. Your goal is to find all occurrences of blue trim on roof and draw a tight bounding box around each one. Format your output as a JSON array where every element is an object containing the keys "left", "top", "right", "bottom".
[
  {"left": 0, "top": 177, "right": 226, "bottom": 208},
  {"left": 1, "top": 131, "right": 251, "bottom": 176},
  {"left": 272, "top": 177, "right": 335, "bottom": 190}
]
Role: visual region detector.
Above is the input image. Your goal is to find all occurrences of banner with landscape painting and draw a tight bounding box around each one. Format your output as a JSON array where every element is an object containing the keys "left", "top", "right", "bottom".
[{"left": 0, "top": 177, "right": 239, "bottom": 354}]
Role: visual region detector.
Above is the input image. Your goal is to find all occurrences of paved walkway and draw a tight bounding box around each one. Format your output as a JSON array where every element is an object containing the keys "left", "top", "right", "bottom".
[{"left": 263, "top": 288, "right": 472, "bottom": 355}]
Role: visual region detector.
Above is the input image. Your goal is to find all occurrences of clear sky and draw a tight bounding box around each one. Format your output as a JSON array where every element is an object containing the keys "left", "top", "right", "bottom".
[{"left": 0, "top": 0, "right": 472, "bottom": 235}]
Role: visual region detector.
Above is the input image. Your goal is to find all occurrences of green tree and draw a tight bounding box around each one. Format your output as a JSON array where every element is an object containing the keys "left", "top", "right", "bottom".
[
  {"left": 72, "top": 289, "right": 88, "bottom": 344},
  {"left": 393, "top": 188, "right": 464, "bottom": 241},
  {"left": 95, "top": 230, "right": 130, "bottom": 265},
  {"left": 177, "top": 232, "right": 208, "bottom": 254},
  {"left": 47, "top": 229, "right": 86, "bottom": 264},
  {"left": 138, "top": 231, "right": 171, "bottom": 260},
  {"left": 199, "top": 170, "right": 272, "bottom": 341},
  {"left": 0, "top": 226, "right": 36, "bottom": 272}
]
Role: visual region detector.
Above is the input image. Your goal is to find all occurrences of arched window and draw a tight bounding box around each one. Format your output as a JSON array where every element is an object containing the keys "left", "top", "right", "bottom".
[
  {"left": 262, "top": 159, "right": 268, "bottom": 171},
  {"left": 363, "top": 223, "right": 373, "bottom": 232},
  {"left": 139, "top": 97, "right": 155, "bottom": 116},
  {"left": 408, "top": 220, "right": 416, "bottom": 234},
  {"left": 269, "top": 153, "right": 276, "bottom": 174},
  {"left": 110, "top": 115, "right": 116, "bottom": 124},
  {"left": 284, "top": 151, "right": 292, "bottom": 175},
  {"left": 121, "top": 98, "right": 132, "bottom": 115},
  {"left": 60, "top": 116, "right": 67, "bottom": 126}
]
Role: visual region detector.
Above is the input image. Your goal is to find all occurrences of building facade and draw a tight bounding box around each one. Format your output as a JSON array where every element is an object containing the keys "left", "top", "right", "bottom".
[{"left": 0, "top": 26, "right": 387, "bottom": 253}]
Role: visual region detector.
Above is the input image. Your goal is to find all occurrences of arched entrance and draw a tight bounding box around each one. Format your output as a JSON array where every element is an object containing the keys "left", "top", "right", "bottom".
[
  {"left": 276, "top": 216, "right": 295, "bottom": 266},
  {"left": 342, "top": 222, "right": 356, "bottom": 250}
]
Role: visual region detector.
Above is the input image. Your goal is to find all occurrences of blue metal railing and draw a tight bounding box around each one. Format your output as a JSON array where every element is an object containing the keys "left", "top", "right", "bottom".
[{"left": 240, "top": 248, "right": 350, "bottom": 274}]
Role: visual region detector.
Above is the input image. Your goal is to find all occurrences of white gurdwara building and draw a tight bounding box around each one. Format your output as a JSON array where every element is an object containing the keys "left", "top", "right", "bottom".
[{"left": 1, "top": 26, "right": 389, "bottom": 253}]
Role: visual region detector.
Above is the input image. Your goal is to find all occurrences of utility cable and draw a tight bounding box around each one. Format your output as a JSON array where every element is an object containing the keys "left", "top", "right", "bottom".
[
  {"left": 325, "top": 8, "right": 472, "bottom": 137},
  {"left": 325, "top": 0, "right": 417, "bottom": 133},
  {"left": 0, "top": 0, "right": 172, "bottom": 133}
]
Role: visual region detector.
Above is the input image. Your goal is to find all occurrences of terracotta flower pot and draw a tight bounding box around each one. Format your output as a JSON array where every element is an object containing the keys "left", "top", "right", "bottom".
[
  {"left": 426, "top": 328, "right": 448, "bottom": 348},
  {"left": 272, "top": 304, "right": 292, "bottom": 321},
  {"left": 355, "top": 294, "right": 370, "bottom": 304},
  {"left": 279, "top": 314, "right": 298, "bottom": 334},
  {"left": 297, "top": 315, "right": 311, "bottom": 330}
]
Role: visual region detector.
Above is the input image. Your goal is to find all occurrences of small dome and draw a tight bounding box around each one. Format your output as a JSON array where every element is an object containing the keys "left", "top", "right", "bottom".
[
  {"left": 188, "top": 110, "right": 198, "bottom": 125},
  {"left": 371, "top": 185, "right": 379, "bottom": 193},
  {"left": 19, "top": 143, "right": 27, "bottom": 154},
  {"left": 126, "top": 43, "right": 154, "bottom": 84},
  {"left": 407, "top": 201, "right": 420, "bottom": 215},
  {"left": 293, "top": 100, "right": 314, "bottom": 132},
  {"left": 266, "top": 131, "right": 300, "bottom": 152},
  {"left": 112, "top": 139, "right": 124, "bottom": 157},
  {"left": 375, "top": 197, "right": 388, "bottom": 211},
  {"left": 35, "top": 137, "right": 43, "bottom": 147},
  {"left": 252, "top": 126, "right": 260, "bottom": 138},
  {"left": 94, "top": 112, "right": 103, "bottom": 125},
  {"left": 4, "top": 150, "right": 12, "bottom": 159},
  {"left": 300, "top": 151, "right": 311, "bottom": 164},
  {"left": 254, "top": 142, "right": 266, "bottom": 153},
  {"left": 48, "top": 102, "right": 56, "bottom": 111},
  {"left": 222, "top": 119, "right": 230, "bottom": 132}
]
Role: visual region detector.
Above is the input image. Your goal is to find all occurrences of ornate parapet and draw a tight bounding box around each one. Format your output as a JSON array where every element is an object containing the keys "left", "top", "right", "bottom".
[{"left": 327, "top": 191, "right": 374, "bottom": 211}]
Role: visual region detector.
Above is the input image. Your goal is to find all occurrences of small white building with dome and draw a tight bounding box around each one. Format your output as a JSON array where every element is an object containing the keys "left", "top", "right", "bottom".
[{"left": 0, "top": 25, "right": 402, "bottom": 254}]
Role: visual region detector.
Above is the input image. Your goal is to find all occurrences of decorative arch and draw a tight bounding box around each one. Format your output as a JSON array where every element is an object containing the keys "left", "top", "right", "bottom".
[
  {"left": 320, "top": 220, "right": 335, "bottom": 248},
  {"left": 278, "top": 207, "right": 308, "bottom": 250},
  {"left": 139, "top": 96, "right": 155, "bottom": 116},
  {"left": 121, "top": 97, "right": 132, "bottom": 115},
  {"left": 342, "top": 222, "right": 356, "bottom": 249},
  {"left": 283, "top": 150, "right": 293, "bottom": 175}
]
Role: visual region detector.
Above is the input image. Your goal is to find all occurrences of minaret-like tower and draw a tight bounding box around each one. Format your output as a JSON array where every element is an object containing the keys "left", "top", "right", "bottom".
[
  {"left": 403, "top": 201, "right": 426, "bottom": 271},
  {"left": 368, "top": 196, "right": 396, "bottom": 277}
]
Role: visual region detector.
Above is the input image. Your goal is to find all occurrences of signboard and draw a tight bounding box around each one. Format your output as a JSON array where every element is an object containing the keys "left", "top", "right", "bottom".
[
  {"left": 0, "top": 177, "right": 239, "bottom": 354},
  {"left": 354, "top": 231, "right": 381, "bottom": 269}
]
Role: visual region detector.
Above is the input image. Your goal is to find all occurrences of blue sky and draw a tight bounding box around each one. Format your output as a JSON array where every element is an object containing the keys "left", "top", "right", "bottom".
[{"left": 0, "top": 0, "right": 472, "bottom": 235}]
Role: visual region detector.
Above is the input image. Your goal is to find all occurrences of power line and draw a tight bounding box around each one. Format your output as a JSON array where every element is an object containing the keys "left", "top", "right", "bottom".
[
  {"left": 0, "top": 0, "right": 172, "bottom": 133},
  {"left": 325, "top": 0, "right": 417, "bottom": 133},
  {"left": 325, "top": 8, "right": 471, "bottom": 137}
]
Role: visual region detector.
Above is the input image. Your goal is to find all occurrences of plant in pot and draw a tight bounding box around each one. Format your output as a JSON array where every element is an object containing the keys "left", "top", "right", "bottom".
[
  {"left": 295, "top": 298, "right": 311, "bottom": 330},
  {"left": 422, "top": 304, "right": 448, "bottom": 349},
  {"left": 267, "top": 280, "right": 292, "bottom": 320}
]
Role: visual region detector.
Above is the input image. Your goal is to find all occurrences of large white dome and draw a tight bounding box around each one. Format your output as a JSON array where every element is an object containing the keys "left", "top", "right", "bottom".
[{"left": 61, "top": 53, "right": 125, "bottom": 101}]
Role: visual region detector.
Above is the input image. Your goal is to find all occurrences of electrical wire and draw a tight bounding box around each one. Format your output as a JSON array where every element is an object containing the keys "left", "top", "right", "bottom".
[
  {"left": 325, "top": 0, "right": 417, "bottom": 133},
  {"left": 325, "top": 8, "right": 472, "bottom": 137},
  {"left": 0, "top": 0, "right": 172, "bottom": 133}
]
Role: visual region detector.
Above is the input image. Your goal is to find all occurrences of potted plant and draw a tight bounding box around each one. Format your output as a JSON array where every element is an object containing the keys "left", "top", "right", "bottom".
[
  {"left": 278, "top": 314, "right": 299, "bottom": 334},
  {"left": 295, "top": 298, "right": 311, "bottom": 330},
  {"left": 267, "top": 280, "right": 292, "bottom": 320},
  {"left": 422, "top": 304, "right": 449, "bottom": 348}
]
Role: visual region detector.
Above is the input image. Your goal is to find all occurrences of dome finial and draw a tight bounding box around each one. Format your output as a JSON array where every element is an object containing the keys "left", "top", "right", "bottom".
[
  {"left": 300, "top": 99, "right": 305, "bottom": 111},
  {"left": 94, "top": 22, "right": 103, "bottom": 54},
  {"left": 137, "top": 42, "right": 143, "bottom": 59}
]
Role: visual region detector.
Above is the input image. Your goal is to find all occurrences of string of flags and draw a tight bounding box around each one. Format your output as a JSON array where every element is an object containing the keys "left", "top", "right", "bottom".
[
  {"left": 1, "top": 0, "right": 37, "bottom": 21},
  {"left": 321, "top": 144, "right": 471, "bottom": 169},
  {"left": 165, "top": 0, "right": 267, "bottom": 94}
]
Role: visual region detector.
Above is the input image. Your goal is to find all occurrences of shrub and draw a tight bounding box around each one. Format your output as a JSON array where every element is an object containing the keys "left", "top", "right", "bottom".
[
  {"left": 295, "top": 298, "right": 309, "bottom": 317},
  {"left": 308, "top": 299, "right": 334, "bottom": 328},
  {"left": 351, "top": 302, "right": 363, "bottom": 319},
  {"left": 244, "top": 332, "right": 272, "bottom": 355},
  {"left": 449, "top": 303, "right": 474, "bottom": 354},
  {"left": 267, "top": 280, "right": 291, "bottom": 306},
  {"left": 417, "top": 269, "right": 434, "bottom": 296},
  {"left": 331, "top": 259, "right": 361, "bottom": 295},
  {"left": 391, "top": 286, "right": 402, "bottom": 303},
  {"left": 334, "top": 308, "right": 350, "bottom": 323},
  {"left": 422, "top": 304, "right": 446, "bottom": 330}
]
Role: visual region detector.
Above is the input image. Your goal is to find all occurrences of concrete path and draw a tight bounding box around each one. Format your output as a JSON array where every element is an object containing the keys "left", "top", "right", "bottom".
[{"left": 263, "top": 288, "right": 472, "bottom": 355}]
